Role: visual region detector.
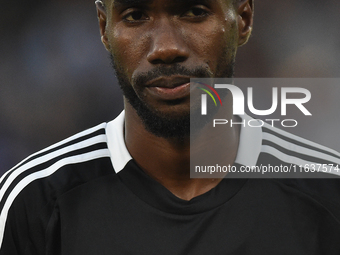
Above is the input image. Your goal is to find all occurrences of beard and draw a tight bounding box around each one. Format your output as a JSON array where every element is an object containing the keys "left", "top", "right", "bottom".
[{"left": 110, "top": 51, "right": 235, "bottom": 140}]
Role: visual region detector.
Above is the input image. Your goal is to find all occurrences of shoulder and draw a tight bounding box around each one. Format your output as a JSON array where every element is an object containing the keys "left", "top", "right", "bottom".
[
  {"left": 0, "top": 122, "right": 114, "bottom": 250},
  {"left": 1, "top": 122, "right": 112, "bottom": 198},
  {"left": 256, "top": 122, "right": 340, "bottom": 216},
  {"left": 258, "top": 121, "right": 340, "bottom": 170}
]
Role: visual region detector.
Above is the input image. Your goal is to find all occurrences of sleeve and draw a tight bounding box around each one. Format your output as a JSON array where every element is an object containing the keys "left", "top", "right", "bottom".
[
  {"left": 0, "top": 178, "right": 53, "bottom": 255},
  {"left": 0, "top": 192, "right": 42, "bottom": 254}
]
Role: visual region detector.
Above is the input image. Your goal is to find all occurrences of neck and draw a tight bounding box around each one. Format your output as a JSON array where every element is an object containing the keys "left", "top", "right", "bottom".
[{"left": 124, "top": 95, "right": 240, "bottom": 201}]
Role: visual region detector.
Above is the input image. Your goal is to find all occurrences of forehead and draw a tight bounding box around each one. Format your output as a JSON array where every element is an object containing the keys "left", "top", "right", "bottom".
[{"left": 111, "top": 0, "right": 222, "bottom": 7}]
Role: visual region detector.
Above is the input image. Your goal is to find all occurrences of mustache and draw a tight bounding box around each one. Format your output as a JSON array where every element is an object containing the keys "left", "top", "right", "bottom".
[{"left": 132, "top": 64, "right": 213, "bottom": 87}]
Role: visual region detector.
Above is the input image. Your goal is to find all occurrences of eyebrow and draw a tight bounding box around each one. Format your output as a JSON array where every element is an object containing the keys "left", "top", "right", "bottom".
[
  {"left": 182, "top": 0, "right": 214, "bottom": 5},
  {"left": 113, "top": 0, "right": 153, "bottom": 7}
]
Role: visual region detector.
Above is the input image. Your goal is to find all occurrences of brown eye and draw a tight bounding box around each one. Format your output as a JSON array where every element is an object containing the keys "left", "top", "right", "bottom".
[
  {"left": 124, "top": 11, "right": 145, "bottom": 21},
  {"left": 185, "top": 7, "right": 208, "bottom": 17}
]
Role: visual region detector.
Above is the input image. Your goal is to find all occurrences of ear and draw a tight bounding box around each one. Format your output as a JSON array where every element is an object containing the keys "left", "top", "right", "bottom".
[
  {"left": 96, "top": 1, "right": 110, "bottom": 51},
  {"left": 237, "top": 0, "right": 254, "bottom": 47}
]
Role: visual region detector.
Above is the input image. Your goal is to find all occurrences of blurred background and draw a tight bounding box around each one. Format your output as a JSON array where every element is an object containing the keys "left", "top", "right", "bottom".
[{"left": 1, "top": 0, "right": 340, "bottom": 174}]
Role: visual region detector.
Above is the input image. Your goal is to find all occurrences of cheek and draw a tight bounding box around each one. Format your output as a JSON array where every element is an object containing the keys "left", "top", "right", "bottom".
[
  {"left": 109, "top": 26, "right": 149, "bottom": 78},
  {"left": 186, "top": 16, "right": 238, "bottom": 71}
]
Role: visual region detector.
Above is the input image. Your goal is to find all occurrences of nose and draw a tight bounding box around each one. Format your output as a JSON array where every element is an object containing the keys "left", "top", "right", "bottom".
[{"left": 146, "top": 19, "right": 189, "bottom": 65}]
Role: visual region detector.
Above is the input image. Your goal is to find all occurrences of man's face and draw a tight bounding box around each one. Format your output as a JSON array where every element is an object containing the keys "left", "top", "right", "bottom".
[{"left": 100, "top": 0, "right": 244, "bottom": 138}]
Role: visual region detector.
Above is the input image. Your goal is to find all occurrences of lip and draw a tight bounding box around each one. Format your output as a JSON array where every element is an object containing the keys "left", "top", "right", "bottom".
[
  {"left": 145, "top": 76, "right": 191, "bottom": 88},
  {"left": 145, "top": 76, "right": 191, "bottom": 100}
]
